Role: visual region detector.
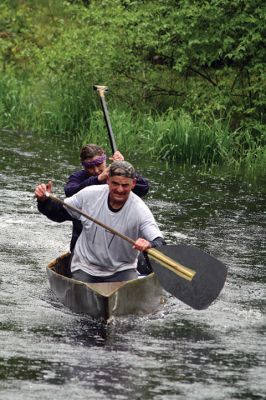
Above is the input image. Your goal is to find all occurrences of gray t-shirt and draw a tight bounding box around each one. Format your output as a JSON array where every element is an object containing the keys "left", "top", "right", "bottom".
[{"left": 64, "top": 185, "right": 163, "bottom": 277}]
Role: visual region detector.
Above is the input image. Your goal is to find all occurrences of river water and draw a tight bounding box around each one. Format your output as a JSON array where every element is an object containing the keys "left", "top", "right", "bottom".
[{"left": 0, "top": 129, "right": 265, "bottom": 400}]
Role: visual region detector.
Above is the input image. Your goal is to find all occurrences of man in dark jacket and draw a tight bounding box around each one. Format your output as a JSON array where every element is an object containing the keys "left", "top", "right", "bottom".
[{"left": 64, "top": 144, "right": 149, "bottom": 252}]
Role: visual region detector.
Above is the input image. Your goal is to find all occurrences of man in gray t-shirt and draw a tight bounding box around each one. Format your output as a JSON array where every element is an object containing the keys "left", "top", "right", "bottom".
[{"left": 35, "top": 161, "right": 165, "bottom": 283}]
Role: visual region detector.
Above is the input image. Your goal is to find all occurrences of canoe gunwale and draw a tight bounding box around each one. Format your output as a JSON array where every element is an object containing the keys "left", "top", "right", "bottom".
[
  {"left": 46, "top": 252, "right": 166, "bottom": 320},
  {"left": 47, "top": 252, "right": 159, "bottom": 297}
]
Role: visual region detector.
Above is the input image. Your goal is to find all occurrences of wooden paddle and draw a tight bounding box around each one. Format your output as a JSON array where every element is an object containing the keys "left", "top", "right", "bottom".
[
  {"left": 92, "top": 85, "right": 227, "bottom": 309},
  {"left": 149, "top": 244, "right": 227, "bottom": 310},
  {"left": 94, "top": 85, "right": 117, "bottom": 154},
  {"left": 45, "top": 193, "right": 227, "bottom": 309}
]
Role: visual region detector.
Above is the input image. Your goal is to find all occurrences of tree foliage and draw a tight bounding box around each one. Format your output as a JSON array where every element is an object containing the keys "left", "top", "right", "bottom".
[{"left": 0, "top": 0, "right": 265, "bottom": 131}]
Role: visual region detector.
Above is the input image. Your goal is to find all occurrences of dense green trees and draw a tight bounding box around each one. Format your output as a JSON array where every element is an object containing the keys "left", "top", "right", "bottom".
[{"left": 0, "top": 0, "right": 265, "bottom": 166}]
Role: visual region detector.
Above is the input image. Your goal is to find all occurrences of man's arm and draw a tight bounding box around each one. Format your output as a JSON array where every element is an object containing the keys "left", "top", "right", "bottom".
[
  {"left": 37, "top": 198, "right": 73, "bottom": 222},
  {"left": 149, "top": 236, "right": 166, "bottom": 248},
  {"left": 132, "top": 173, "right": 149, "bottom": 198},
  {"left": 64, "top": 171, "right": 102, "bottom": 197},
  {"left": 133, "top": 200, "right": 165, "bottom": 251},
  {"left": 133, "top": 236, "right": 165, "bottom": 252},
  {"left": 35, "top": 181, "right": 74, "bottom": 222}
]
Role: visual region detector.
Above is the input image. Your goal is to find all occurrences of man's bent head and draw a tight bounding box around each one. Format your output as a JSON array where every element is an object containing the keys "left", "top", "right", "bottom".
[{"left": 109, "top": 161, "right": 136, "bottom": 179}]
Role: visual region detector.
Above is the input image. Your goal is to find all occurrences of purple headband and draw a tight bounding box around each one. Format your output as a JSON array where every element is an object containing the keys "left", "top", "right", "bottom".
[{"left": 82, "top": 155, "right": 106, "bottom": 168}]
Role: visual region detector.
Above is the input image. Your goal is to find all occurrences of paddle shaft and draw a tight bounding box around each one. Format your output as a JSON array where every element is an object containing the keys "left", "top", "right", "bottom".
[
  {"left": 45, "top": 192, "right": 195, "bottom": 281},
  {"left": 94, "top": 85, "right": 117, "bottom": 154},
  {"left": 48, "top": 193, "right": 135, "bottom": 244}
]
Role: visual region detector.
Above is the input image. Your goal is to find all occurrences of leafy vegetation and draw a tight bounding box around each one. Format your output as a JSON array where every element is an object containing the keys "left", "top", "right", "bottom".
[{"left": 0, "top": 0, "right": 265, "bottom": 167}]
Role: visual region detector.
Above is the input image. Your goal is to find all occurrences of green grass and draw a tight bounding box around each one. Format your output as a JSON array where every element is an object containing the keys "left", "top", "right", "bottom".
[{"left": 0, "top": 74, "right": 265, "bottom": 169}]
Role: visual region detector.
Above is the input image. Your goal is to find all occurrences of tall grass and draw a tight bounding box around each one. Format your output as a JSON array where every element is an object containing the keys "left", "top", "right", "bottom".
[
  {"left": 0, "top": 74, "right": 96, "bottom": 137},
  {"left": 99, "top": 109, "right": 265, "bottom": 169},
  {"left": 0, "top": 74, "right": 264, "bottom": 168}
]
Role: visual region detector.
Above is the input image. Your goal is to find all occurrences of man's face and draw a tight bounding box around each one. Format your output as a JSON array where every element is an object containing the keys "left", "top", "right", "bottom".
[
  {"left": 107, "top": 175, "right": 136, "bottom": 207},
  {"left": 83, "top": 155, "right": 106, "bottom": 176}
]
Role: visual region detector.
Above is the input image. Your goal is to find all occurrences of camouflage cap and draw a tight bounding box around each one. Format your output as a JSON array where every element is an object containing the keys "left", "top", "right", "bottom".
[{"left": 109, "top": 160, "right": 136, "bottom": 179}]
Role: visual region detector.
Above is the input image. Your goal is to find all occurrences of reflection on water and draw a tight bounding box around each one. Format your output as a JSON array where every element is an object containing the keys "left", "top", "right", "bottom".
[{"left": 0, "top": 129, "right": 265, "bottom": 399}]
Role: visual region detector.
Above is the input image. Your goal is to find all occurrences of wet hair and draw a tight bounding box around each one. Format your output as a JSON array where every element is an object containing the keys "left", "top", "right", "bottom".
[
  {"left": 80, "top": 144, "right": 105, "bottom": 162},
  {"left": 109, "top": 161, "right": 136, "bottom": 179}
]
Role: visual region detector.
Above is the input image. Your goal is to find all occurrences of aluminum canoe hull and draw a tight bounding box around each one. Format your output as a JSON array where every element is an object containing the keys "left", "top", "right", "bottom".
[{"left": 46, "top": 253, "right": 166, "bottom": 321}]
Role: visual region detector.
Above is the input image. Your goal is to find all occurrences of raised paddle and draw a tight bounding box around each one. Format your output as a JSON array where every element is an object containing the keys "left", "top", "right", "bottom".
[
  {"left": 94, "top": 85, "right": 117, "bottom": 154},
  {"left": 45, "top": 192, "right": 227, "bottom": 309},
  {"left": 94, "top": 84, "right": 155, "bottom": 275}
]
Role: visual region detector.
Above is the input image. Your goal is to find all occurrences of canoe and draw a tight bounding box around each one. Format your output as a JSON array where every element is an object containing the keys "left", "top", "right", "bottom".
[{"left": 46, "top": 252, "right": 166, "bottom": 321}]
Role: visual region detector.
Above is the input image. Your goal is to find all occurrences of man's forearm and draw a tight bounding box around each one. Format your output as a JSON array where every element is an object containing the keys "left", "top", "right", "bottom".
[
  {"left": 37, "top": 198, "right": 73, "bottom": 222},
  {"left": 133, "top": 174, "right": 149, "bottom": 198},
  {"left": 150, "top": 236, "right": 166, "bottom": 248}
]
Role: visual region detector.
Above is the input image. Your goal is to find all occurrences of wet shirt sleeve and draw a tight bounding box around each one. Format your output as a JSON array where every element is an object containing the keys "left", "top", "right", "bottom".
[
  {"left": 137, "top": 202, "right": 164, "bottom": 243},
  {"left": 63, "top": 188, "right": 89, "bottom": 220}
]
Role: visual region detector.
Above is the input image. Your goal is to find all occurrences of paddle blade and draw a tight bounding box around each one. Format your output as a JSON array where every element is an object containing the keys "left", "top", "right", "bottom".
[{"left": 150, "top": 244, "right": 227, "bottom": 310}]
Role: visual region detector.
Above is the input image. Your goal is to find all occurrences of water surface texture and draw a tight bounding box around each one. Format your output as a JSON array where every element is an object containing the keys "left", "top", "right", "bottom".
[{"left": 0, "top": 130, "right": 265, "bottom": 399}]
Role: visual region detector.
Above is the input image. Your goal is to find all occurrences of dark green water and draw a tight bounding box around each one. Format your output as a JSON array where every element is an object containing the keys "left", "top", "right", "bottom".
[{"left": 0, "top": 129, "right": 265, "bottom": 400}]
